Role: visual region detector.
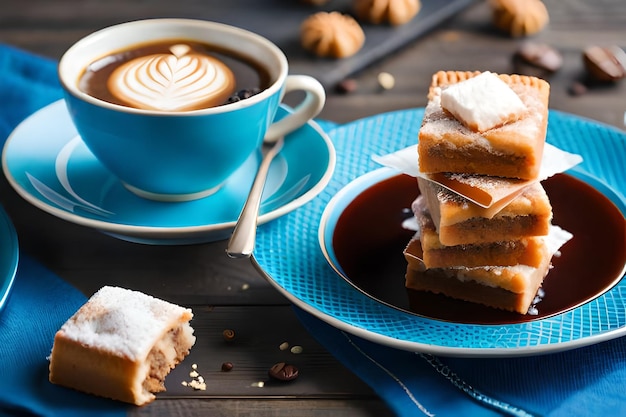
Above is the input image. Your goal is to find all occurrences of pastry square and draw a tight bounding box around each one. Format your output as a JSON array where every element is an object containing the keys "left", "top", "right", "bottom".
[
  {"left": 49, "top": 286, "right": 196, "bottom": 405},
  {"left": 404, "top": 265, "right": 547, "bottom": 315},
  {"left": 416, "top": 205, "right": 548, "bottom": 268},
  {"left": 417, "top": 178, "right": 552, "bottom": 246},
  {"left": 418, "top": 70, "right": 550, "bottom": 180},
  {"left": 404, "top": 238, "right": 551, "bottom": 314}
]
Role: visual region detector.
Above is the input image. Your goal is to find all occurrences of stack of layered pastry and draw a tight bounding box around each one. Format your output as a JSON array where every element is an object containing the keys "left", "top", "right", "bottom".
[{"left": 404, "top": 70, "right": 565, "bottom": 315}]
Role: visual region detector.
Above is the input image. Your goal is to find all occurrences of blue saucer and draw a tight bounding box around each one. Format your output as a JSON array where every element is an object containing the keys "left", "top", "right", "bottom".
[
  {"left": 0, "top": 205, "right": 18, "bottom": 313},
  {"left": 2, "top": 100, "right": 335, "bottom": 244}
]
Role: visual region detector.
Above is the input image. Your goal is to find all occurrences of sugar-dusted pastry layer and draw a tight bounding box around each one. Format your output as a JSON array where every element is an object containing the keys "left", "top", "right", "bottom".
[
  {"left": 405, "top": 266, "right": 546, "bottom": 315},
  {"left": 49, "top": 286, "right": 196, "bottom": 406},
  {"left": 416, "top": 206, "right": 548, "bottom": 268},
  {"left": 417, "top": 178, "right": 552, "bottom": 246},
  {"left": 418, "top": 70, "right": 550, "bottom": 180},
  {"left": 404, "top": 238, "right": 551, "bottom": 314}
]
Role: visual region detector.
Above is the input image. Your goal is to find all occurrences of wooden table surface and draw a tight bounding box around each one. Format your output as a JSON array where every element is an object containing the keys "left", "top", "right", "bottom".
[{"left": 1, "top": 1, "right": 624, "bottom": 416}]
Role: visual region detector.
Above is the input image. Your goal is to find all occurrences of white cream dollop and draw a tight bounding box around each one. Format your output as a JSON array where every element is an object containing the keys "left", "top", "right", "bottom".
[
  {"left": 440, "top": 71, "right": 526, "bottom": 132},
  {"left": 108, "top": 44, "right": 236, "bottom": 111}
]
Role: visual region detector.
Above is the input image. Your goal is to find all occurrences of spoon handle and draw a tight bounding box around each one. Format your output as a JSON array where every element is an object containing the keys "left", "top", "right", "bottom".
[{"left": 226, "top": 136, "right": 285, "bottom": 258}]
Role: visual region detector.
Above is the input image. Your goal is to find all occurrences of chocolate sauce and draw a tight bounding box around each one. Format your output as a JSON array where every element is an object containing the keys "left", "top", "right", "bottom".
[{"left": 332, "top": 173, "right": 626, "bottom": 325}]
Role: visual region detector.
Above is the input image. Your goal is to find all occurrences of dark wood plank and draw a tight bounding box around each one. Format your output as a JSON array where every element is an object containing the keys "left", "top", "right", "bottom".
[
  {"left": 1, "top": 0, "right": 625, "bottom": 128},
  {"left": 320, "top": 0, "right": 626, "bottom": 127},
  {"left": 0, "top": 0, "right": 478, "bottom": 89},
  {"left": 131, "top": 399, "right": 393, "bottom": 417},
  {"left": 162, "top": 306, "right": 378, "bottom": 399}
]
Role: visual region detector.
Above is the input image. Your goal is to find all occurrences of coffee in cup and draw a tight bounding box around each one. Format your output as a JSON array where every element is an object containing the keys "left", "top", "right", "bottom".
[
  {"left": 58, "top": 19, "right": 326, "bottom": 202},
  {"left": 79, "top": 40, "right": 272, "bottom": 111}
]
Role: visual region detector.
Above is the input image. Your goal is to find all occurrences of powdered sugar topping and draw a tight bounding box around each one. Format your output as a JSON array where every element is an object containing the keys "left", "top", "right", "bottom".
[
  {"left": 440, "top": 71, "right": 527, "bottom": 132},
  {"left": 59, "top": 286, "right": 192, "bottom": 360}
]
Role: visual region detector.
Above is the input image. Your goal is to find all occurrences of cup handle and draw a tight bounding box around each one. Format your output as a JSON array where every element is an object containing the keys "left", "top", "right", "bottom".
[{"left": 263, "top": 75, "right": 326, "bottom": 143}]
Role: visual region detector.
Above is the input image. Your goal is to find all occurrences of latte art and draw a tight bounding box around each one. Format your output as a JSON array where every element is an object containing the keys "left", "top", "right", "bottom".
[
  {"left": 79, "top": 40, "right": 270, "bottom": 112},
  {"left": 107, "top": 45, "right": 236, "bottom": 111}
]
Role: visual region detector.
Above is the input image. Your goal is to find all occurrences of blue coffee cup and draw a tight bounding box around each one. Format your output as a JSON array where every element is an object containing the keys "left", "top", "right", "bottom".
[{"left": 58, "top": 19, "right": 325, "bottom": 202}]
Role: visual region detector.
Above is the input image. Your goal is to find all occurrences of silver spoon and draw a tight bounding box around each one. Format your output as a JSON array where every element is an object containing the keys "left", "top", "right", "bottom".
[{"left": 226, "top": 136, "right": 285, "bottom": 258}]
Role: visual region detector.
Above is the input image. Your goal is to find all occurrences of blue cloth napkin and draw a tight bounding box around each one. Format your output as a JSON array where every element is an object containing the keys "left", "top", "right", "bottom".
[
  {"left": 0, "top": 45, "right": 128, "bottom": 417},
  {"left": 294, "top": 306, "right": 626, "bottom": 417},
  {"left": 0, "top": 256, "right": 129, "bottom": 417},
  {"left": 0, "top": 44, "right": 63, "bottom": 140}
]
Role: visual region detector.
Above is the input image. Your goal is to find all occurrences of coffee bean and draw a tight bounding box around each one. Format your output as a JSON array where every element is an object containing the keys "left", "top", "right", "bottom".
[
  {"left": 583, "top": 45, "right": 626, "bottom": 82},
  {"left": 222, "top": 329, "right": 235, "bottom": 341},
  {"left": 568, "top": 81, "right": 588, "bottom": 97},
  {"left": 221, "top": 362, "right": 233, "bottom": 372},
  {"left": 225, "top": 88, "right": 262, "bottom": 104},
  {"left": 335, "top": 78, "right": 358, "bottom": 94},
  {"left": 268, "top": 362, "right": 299, "bottom": 381},
  {"left": 514, "top": 42, "right": 563, "bottom": 73}
]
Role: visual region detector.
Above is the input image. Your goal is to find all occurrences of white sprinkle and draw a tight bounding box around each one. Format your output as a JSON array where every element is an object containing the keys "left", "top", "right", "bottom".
[
  {"left": 377, "top": 72, "right": 395, "bottom": 90},
  {"left": 290, "top": 345, "right": 303, "bottom": 354},
  {"left": 279, "top": 342, "right": 290, "bottom": 351},
  {"left": 241, "top": 283, "right": 250, "bottom": 291},
  {"left": 182, "top": 364, "right": 207, "bottom": 391},
  {"left": 189, "top": 380, "right": 207, "bottom": 390},
  {"left": 251, "top": 381, "right": 265, "bottom": 388}
]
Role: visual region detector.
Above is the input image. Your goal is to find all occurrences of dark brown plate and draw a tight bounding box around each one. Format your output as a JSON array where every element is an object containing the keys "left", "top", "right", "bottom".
[{"left": 331, "top": 172, "right": 626, "bottom": 325}]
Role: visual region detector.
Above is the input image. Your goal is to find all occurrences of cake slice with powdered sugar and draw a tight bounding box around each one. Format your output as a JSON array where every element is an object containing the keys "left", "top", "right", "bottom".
[{"left": 49, "top": 286, "right": 196, "bottom": 405}]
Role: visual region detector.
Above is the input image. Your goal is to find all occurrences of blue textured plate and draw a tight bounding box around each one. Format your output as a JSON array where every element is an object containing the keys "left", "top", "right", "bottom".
[
  {"left": 0, "top": 206, "right": 19, "bottom": 313},
  {"left": 252, "top": 108, "right": 626, "bottom": 357},
  {"left": 2, "top": 100, "right": 335, "bottom": 244}
]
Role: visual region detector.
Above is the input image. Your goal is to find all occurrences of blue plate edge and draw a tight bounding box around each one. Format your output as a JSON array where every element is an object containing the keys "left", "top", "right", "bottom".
[{"left": 0, "top": 205, "right": 19, "bottom": 313}]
